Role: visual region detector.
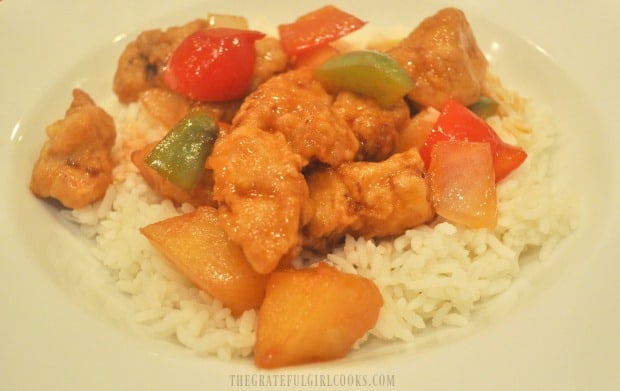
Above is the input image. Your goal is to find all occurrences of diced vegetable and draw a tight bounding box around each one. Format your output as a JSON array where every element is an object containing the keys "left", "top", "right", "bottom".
[
  {"left": 395, "top": 107, "right": 440, "bottom": 152},
  {"left": 254, "top": 262, "right": 383, "bottom": 368},
  {"left": 428, "top": 141, "right": 497, "bottom": 229},
  {"left": 139, "top": 88, "right": 191, "bottom": 129},
  {"left": 278, "top": 5, "right": 366, "bottom": 56},
  {"left": 420, "top": 99, "right": 527, "bottom": 182},
  {"left": 145, "top": 110, "right": 218, "bottom": 191},
  {"left": 468, "top": 96, "right": 499, "bottom": 119},
  {"left": 131, "top": 142, "right": 216, "bottom": 207},
  {"left": 313, "top": 50, "right": 414, "bottom": 107},
  {"left": 140, "top": 206, "right": 267, "bottom": 316},
  {"left": 163, "top": 28, "right": 265, "bottom": 101}
]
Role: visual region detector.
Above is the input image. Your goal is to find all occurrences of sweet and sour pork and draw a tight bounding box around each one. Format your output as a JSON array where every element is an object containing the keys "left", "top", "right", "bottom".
[
  {"left": 387, "top": 7, "right": 488, "bottom": 109},
  {"left": 30, "top": 89, "right": 116, "bottom": 209},
  {"left": 232, "top": 68, "right": 360, "bottom": 167},
  {"left": 303, "top": 148, "right": 434, "bottom": 251},
  {"left": 208, "top": 126, "right": 311, "bottom": 274},
  {"left": 33, "top": 7, "right": 490, "bottom": 278}
]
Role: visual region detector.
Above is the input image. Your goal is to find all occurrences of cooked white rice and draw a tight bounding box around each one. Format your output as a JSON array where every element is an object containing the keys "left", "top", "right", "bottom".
[{"left": 63, "top": 74, "right": 577, "bottom": 361}]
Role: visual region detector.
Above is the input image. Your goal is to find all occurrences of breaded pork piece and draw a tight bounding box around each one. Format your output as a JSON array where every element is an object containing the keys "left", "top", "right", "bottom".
[
  {"left": 387, "top": 7, "right": 488, "bottom": 109},
  {"left": 208, "top": 126, "right": 310, "bottom": 274},
  {"left": 303, "top": 148, "right": 434, "bottom": 251},
  {"left": 30, "top": 89, "right": 116, "bottom": 209},
  {"left": 232, "top": 68, "right": 359, "bottom": 167},
  {"left": 331, "top": 91, "right": 410, "bottom": 162}
]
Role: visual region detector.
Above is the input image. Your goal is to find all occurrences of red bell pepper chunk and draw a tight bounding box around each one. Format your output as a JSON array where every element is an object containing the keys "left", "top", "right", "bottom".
[
  {"left": 163, "top": 28, "right": 265, "bottom": 102},
  {"left": 278, "top": 5, "right": 366, "bottom": 56},
  {"left": 420, "top": 99, "right": 527, "bottom": 182}
]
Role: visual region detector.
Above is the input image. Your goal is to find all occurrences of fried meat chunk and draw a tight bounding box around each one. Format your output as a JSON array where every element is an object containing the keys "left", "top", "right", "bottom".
[
  {"left": 232, "top": 68, "right": 359, "bottom": 167},
  {"left": 30, "top": 89, "right": 116, "bottom": 209},
  {"left": 208, "top": 126, "right": 310, "bottom": 274},
  {"left": 303, "top": 148, "right": 434, "bottom": 251},
  {"left": 387, "top": 7, "right": 488, "bottom": 109},
  {"left": 332, "top": 91, "right": 410, "bottom": 161}
]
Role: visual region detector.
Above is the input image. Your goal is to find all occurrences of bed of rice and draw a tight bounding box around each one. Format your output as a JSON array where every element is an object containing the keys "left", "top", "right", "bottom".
[{"left": 64, "top": 75, "right": 577, "bottom": 361}]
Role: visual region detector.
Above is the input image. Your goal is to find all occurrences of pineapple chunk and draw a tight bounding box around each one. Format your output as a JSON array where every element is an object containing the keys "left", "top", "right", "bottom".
[
  {"left": 140, "top": 206, "right": 267, "bottom": 316},
  {"left": 254, "top": 262, "right": 383, "bottom": 368}
]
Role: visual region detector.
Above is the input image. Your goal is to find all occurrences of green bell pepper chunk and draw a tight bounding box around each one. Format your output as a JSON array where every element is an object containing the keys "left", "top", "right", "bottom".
[
  {"left": 313, "top": 50, "right": 414, "bottom": 107},
  {"left": 145, "top": 110, "right": 218, "bottom": 191},
  {"left": 468, "top": 96, "right": 499, "bottom": 119}
]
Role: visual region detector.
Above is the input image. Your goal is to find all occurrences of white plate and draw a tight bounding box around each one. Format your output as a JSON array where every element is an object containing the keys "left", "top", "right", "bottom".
[{"left": 1, "top": 0, "right": 619, "bottom": 390}]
